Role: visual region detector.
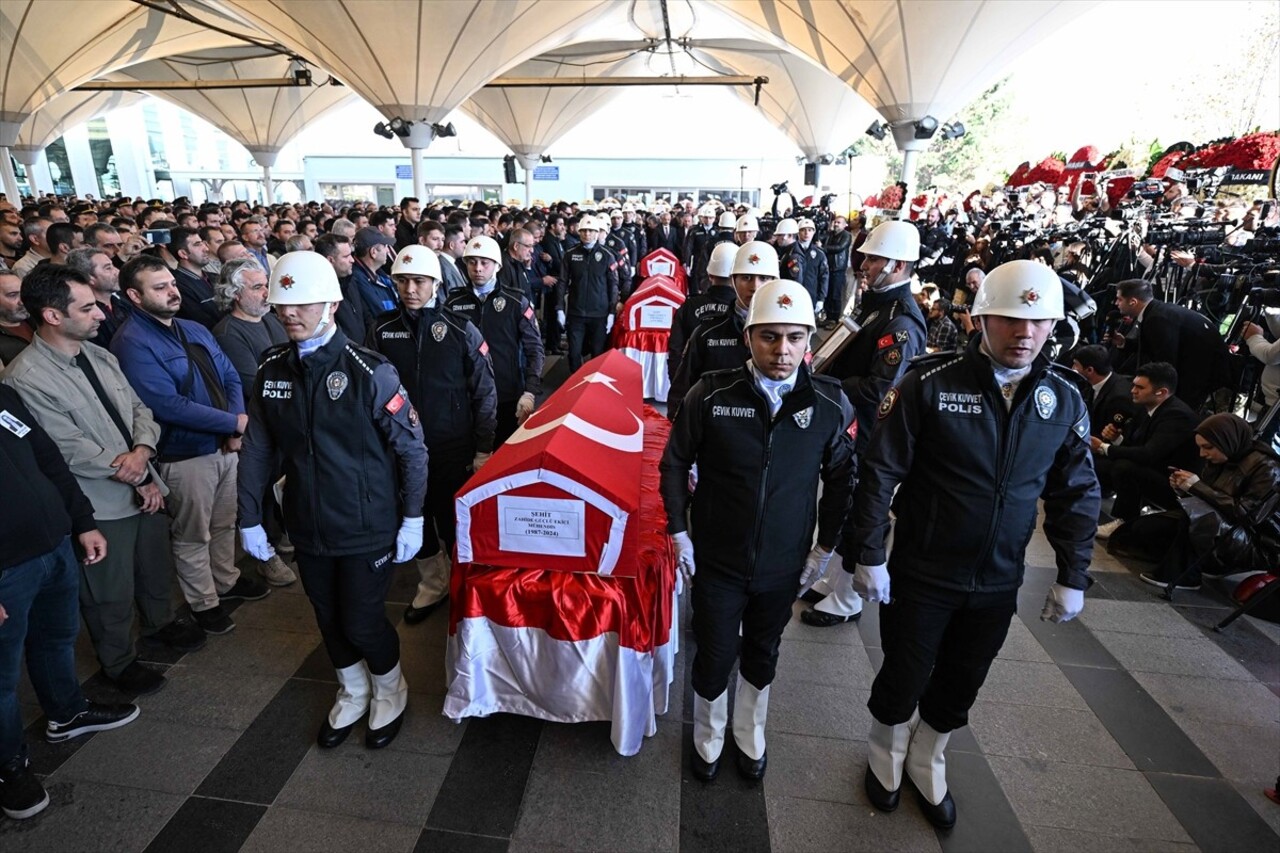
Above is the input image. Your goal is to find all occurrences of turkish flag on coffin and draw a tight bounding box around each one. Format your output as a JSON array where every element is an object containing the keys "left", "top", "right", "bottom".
[
  {"left": 637, "top": 248, "right": 688, "bottom": 294},
  {"left": 454, "top": 350, "right": 645, "bottom": 576},
  {"left": 611, "top": 275, "right": 686, "bottom": 403}
]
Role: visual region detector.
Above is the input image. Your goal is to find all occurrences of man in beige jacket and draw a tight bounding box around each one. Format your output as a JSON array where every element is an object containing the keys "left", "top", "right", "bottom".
[{"left": 3, "top": 265, "right": 206, "bottom": 694}]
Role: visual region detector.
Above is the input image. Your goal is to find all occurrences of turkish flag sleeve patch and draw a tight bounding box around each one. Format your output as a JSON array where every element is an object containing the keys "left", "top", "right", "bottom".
[
  {"left": 479, "top": 341, "right": 489, "bottom": 357},
  {"left": 524, "top": 305, "right": 535, "bottom": 320},
  {"left": 877, "top": 334, "right": 895, "bottom": 350},
  {"left": 384, "top": 391, "right": 406, "bottom": 416}
]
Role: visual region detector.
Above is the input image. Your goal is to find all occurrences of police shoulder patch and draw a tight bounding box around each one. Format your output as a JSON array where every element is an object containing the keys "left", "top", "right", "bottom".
[
  {"left": 1034, "top": 385, "right": 1056, "bottom": 419},
  {"left": 878, "top": 387, "right": 899, "bottom": 419},
  {"left": 884, "top": 347, "right": 903, "bottom": 366}
]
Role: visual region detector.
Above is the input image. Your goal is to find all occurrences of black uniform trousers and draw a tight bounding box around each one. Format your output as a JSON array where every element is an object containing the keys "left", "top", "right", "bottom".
[
  {"left": 869, "top": 579, "right": 1018, "bottom": 733},
  {"left": 495, "top": 400, "right": 520, "bottom": 446},
  {"left": 566, "top": 316, "right": 607, "bottom": 372},
  {"left": 296, "top": 544, "right": 400, "bottom": 675},
  {"left": 691, "top": 571, "right": 796, "bottom": 700},
  {"left": 419, "top": 451, "right": 472, "bottom": 560}
]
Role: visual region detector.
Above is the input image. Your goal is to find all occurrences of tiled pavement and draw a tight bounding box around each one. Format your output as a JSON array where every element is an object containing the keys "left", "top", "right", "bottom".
[
  {"left": 5, "top": 529, "right": 1279, "bottom": 853},
  {"left": 4, "top": 355, "right": 1279, "bottom": 851}
]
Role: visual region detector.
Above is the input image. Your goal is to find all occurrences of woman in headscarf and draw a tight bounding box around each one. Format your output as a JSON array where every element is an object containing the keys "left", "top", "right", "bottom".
[{"left": 1140, "top": 413, "right": 1280, "bottom": 589}]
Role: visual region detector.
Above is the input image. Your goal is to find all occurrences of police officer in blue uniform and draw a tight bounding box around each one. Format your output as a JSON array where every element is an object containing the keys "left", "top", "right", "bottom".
[
  {"left": 667, "top": 241, "right": 737, "bottom": 382},
  {"left": 237, "top": 251, "right": 427, "bottom": 751},
  {"left": 371, "top": 246, "right": 497, "bottom": 626},
  {"left": 555, "top": 217, "right": 619, "bottom": 372},
  {"left": 447, "top": 235, "right": 544, "bottom": 443},
  {"left": 842, "top": 260, "right": 1099, "bottom": 829},
  {"left": 661, "top": 279, "right": 855, "bottom": 783},
  {"left": 803, "top": 221, "right": 928, "bottom": 627},
  {"left": 667, "top": 241, "right": 778, "bottom": 421}
]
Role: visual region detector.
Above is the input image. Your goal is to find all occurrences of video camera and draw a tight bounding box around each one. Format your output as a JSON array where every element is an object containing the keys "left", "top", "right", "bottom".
[{"left": 1145, "top": 220, "right": 1227, "bottom": 247}]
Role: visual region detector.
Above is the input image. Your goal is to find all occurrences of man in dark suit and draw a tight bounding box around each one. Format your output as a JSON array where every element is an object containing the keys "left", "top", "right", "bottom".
[
  {"left": 1109, "top": 279, "right": 1227, "bottom": 410},
  {"left": 1091, "top": 362, "right": 1201, "bottom": 538},
  {"left": 1071, "top": 344, "right": 1139, "bottom": 439},
  {"left": 648, "top": 210, "right": 680, "bottom": 253}
]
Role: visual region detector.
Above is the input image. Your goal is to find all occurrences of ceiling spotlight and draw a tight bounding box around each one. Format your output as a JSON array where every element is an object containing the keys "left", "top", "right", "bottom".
[
  {"left": 818, "top": 154, "right": 834, "bottom": 165},
  {"left": 388, "top": 117, "right": 412, "bottom": 137},
  {"left": 293, "top": 67, "right": 312, "bottom": 86},
  {"left": 834, "top": 155, "right": 848, "bottom": 166},
  {"left": 913, "top": 116, "right": 938, "bottom": 139},
  {"left": 432, "top": 122, "right": 457, "bottom": 139},
  {"left": 540, "top": 155, "right": 553, "bottom": 163},
  {"left": 373, "top": 121, "right": 393, "bottom": 139},
  {"left": 866, "top": 121, "right": 887, "bottom": 141},
  {"left": 941, "top": 121, "right": 966, "bottom": 141},
  {"left": 795, "top": 155, "right": 806, "bottom": 166}
]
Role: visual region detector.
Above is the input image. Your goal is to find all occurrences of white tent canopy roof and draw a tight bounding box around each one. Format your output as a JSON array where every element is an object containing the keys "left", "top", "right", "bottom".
[
  {"left": 709, "top": 0, "right": 1095, "bottom": 124},
  {"left": 10, "top": 89, "right": 145, "bottom": 154},
  {"left": 0, "top": 0, "right": 249, "bottom": 140},
  {"left": 195, "top": 0, "right": 629, "bottom": 130},
  {"left": 103, "top": 47, "right": 355, "bottom": 163}
]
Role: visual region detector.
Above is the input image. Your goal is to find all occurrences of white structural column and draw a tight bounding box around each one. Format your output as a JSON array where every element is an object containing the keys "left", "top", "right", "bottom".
[
  {"left": 10, "top": 147, "right": 55, "bottom": 196},
  {"left": 0, "top": 120, "right": 25, "bottom": 203},
  {"left": 518, "top": 155, "right": 538, "bottom": 207},
  {"left": 891, "top": 124, "right": 930, "bottom": 221},
  {"left": 61, "top": 124, "right": 102, "bottom": 198},
  {"left": 249, "top": 149, "right": 280, "bottom": 204},
  {"left": 104, "top": 105, "right": 156, "bottom": 199},
  {"left": 395, "top": 122, "right": 435, "bottom": 202}
]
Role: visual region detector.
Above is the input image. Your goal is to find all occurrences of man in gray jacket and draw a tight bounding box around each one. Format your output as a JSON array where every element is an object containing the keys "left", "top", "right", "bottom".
[{"left": 3, "top": 265, "right": 206, "bottom": 694}]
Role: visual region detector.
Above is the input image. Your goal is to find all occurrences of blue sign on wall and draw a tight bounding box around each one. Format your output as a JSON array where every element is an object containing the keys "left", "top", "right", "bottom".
[
  {"left": 395, "top": 165, "right": 413, "bottom": 179},
  {"left": 532, "top": 166, "right": 559, "bottom": 181}
]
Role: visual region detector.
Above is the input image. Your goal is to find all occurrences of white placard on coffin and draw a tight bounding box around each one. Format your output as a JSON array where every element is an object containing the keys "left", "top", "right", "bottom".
[{"left": 455, "top": 350, "right": 645, "bottom": 576}]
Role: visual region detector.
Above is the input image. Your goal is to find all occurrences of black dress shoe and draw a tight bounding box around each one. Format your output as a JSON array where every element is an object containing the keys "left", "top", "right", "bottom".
[
  {"left": 107, "top": 661, "right": 166, "bottom": 696},
  {"left": 691, "top": 751, "right": 720, "bottom": 782},
  {"left": 800, "top": 608, "right": 860, "bottom": 627},
  {"left": 736, "top": 749, "right": 767, "bottom": 780},
  {"left": 911, "top": 782, "right": 956, "bottom": 829},
  {"left": 366, "top": 714, "right": 403, "bottom": 749},
  {"left": 317, "top": 719, "right": 356, "bottom": 748},
  {"left": 864, "top": 765, "right": 900, "bottom": 812},
  {"left": 403, "top": 596, "right": 448, "bottom": 625}
]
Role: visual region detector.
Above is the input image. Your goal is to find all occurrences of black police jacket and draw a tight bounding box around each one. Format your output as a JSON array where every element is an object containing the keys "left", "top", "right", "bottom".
[
  {"left": 555, "top": 243, "right": 620, "bottom": 319},
  {"left": 660, "top": 364, "right": 856, "bottom": 589},
  {"left": 828, "top": 280, "right": 927, "bottom": 449},
  {"left": 844, "top": 338, "right": 1100, "bottom": 593},
  {"left": 667, "top": 309, "right": 748, "bottom": 421},
  {"left": 824, "top": 230, "right": 852, "bottom": 284},
  {"left": 446, "top": 285, "right": 544, "bottom": 403},
  {"left": 667, "top": 284, "right": 735, "bottom": 381},
  {"left": 693, "top": 231, "right": 735, "bottom": 294},
  {"left": 369, "top": 303, "right": 497, "bottom": 456},
  {"left": 237, "top": 329, "right": 429, "bottom": 557},
  {"left": 778, "top": 242, "right": 808, "bottom": 295},
  {"left": 799, "top": 242, "right": 830, "bottom": 305}
]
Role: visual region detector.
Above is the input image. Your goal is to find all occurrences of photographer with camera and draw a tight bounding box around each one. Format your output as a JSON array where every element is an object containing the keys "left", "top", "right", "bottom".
[{"left": 823, "top": 215, "right": 853, "bottom": 328}]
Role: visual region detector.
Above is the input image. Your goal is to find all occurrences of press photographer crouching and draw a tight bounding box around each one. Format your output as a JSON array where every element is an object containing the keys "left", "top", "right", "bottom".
[{"left": 1108, "top": 413, "right": 1280, "bottom": 591}]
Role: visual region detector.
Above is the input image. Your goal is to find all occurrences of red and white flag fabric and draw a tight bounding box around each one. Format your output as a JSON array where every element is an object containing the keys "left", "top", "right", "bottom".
[
  {"left": 446, "top": 364, "right": 677, "bottom": 756},
  {"left": 610, "top": 275, "right": 686, "bottom": 403},
  {"left": 455, "top": 350, "right": 644, "bottom": 576},
  {"left": 637, "top": 247, "right": 688, "bottom": 294}
]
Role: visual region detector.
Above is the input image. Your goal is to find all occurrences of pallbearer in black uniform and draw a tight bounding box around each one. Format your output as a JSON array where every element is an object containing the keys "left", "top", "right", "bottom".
[
  {"left": 660, "top": 279, "right": 856, "bottom": 783},
  {"left": 237, "top": 251, "right": 428, "bottom": 750},
  {"left": 371, "top": 246, "right": 497, "bottom": 626},
  {"left": 446, "top": 235, "right": 542, "bottom": 445},
  {"left": 846, "top": 260, "right": 1099, "bottom": 828}
]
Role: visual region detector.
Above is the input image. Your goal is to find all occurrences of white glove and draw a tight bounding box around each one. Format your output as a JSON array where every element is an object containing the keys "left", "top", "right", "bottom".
[
  {"left": 516, "top": 392, "right": 536, "bottom": 422},
  {"left": 394, "top": 516, "right": 424, "bottom": 563},
  {"left": 606, "top": 314, "right": 615, "bottom": 334},
  {"left": 1041, "top": 583, "right": 1085, "bottom": 623},
  {"left": 687, "top": 463, "right": 698, "bottom": 493},
  {"left": 799, "top": 545, "right": 834, "bottom": 591},
  {"left": 556, "top": 309, "right": 566, "bottom": 327},
  {"left": 239, "top": 525, "right": 275, "bottom": 561},
  {"left": 852, "top": 562, "right": 891, "bottom": 604},
  {"left": 472, "top": 451, "right": 491, "bottom": 471},
  {"left": 815, "top": 300, "right": 824, "bottom": 315},
  {"left": 672, "top": 531, "right": 696, "bottom": 584}
]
